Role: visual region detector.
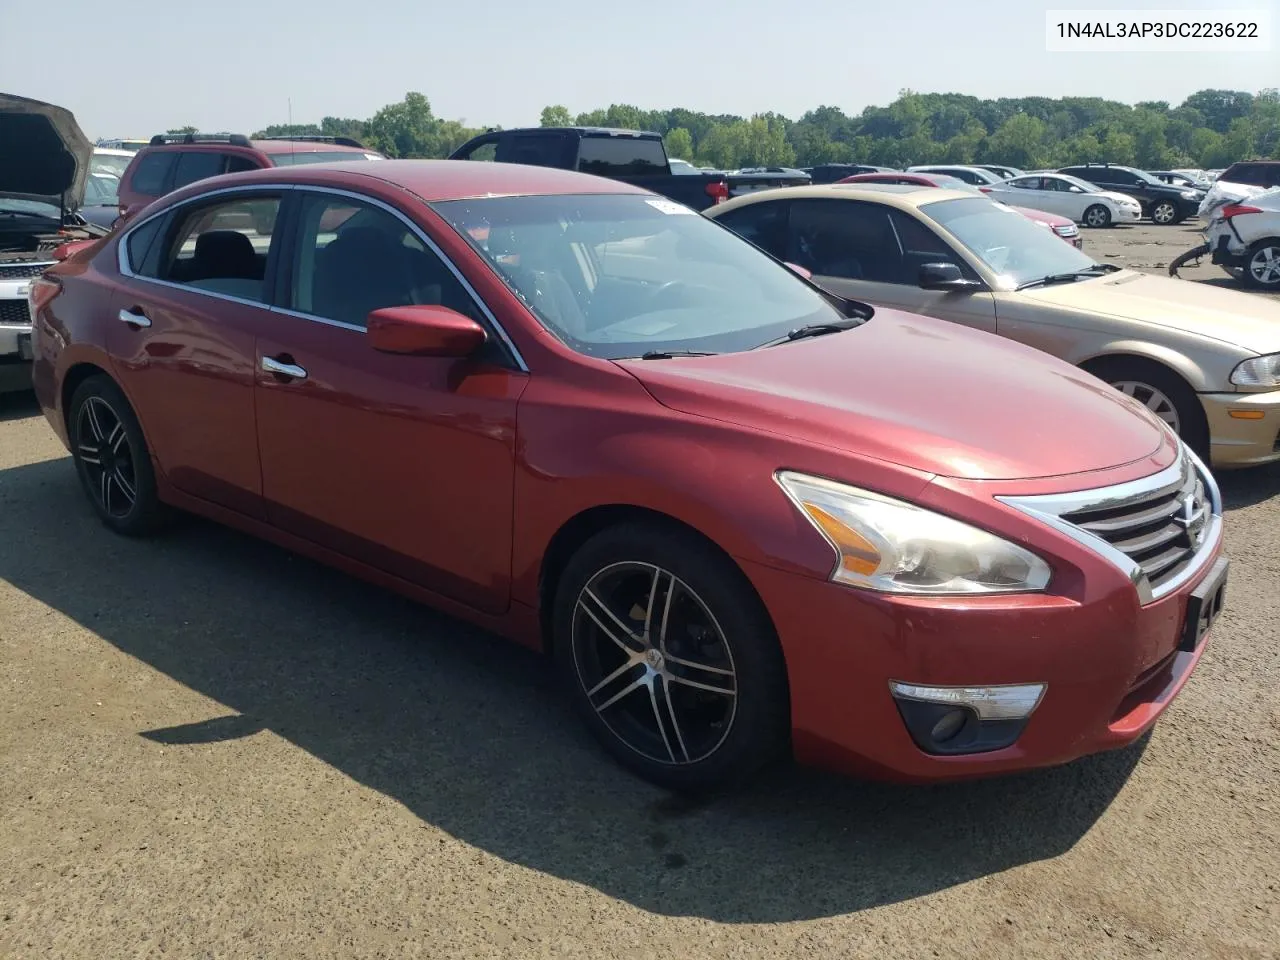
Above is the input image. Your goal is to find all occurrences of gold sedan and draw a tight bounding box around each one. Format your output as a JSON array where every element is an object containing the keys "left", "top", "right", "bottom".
[{"left": 706, "top": 184, "right": 1280, "bottom": 468}]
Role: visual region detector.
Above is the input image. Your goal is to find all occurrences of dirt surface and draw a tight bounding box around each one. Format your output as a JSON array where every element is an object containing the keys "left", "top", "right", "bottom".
[{"left": 2, "top": 232, "right": 1279, "bottom": 959}]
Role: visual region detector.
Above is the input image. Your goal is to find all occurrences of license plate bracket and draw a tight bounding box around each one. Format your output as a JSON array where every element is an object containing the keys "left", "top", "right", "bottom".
[{"left": 1180, "top": 557, "right": 1228, "bottom": 653}]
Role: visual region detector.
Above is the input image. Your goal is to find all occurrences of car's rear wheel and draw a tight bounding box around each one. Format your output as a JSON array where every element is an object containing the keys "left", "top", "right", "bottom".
[
  {"left": 68, "top": 375, "right": 168, "bottom": 536},
  {"left": 1084, "top": 357, "right": 1210, "bottom": 462},
  {"left": 1083, "top": 204, "right": 1112, "bottom": 228},
  {"left": 1150, "top": 200, "right": 1179, "bottom": 225},
  {"left": 1242, "top": 240, "right": 1280, "bottom": 289},
  {"left": 553, "top": 523, "right": 789, "bottom": 792}
]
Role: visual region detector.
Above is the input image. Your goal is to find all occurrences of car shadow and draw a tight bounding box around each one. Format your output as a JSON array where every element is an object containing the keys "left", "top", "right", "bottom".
[
  {"left": 0, "top": 386, "right": 38, "bottom": 421},
  {"left": 0, "top": 455, "right": 1148, "bottom": 923},
  {"left": 1216, "top": 460, "right": 1280, "bottom": 509}
]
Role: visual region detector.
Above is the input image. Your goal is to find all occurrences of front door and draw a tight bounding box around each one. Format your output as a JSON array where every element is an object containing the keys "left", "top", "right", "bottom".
[
  {"left": 109, "top": 190, "right": 285, "bottom": 517},
  {"left": 785, "top": 198, "right": 998, "bottom": 333},
  {"left": 253, "top": 189, "right": 527, "bottom": 614}
]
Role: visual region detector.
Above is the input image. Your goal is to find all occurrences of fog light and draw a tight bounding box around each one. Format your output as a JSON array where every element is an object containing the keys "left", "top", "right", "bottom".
[
  {"left": 930, "top": 709, "right": 968, "bottom": 744},
  {"left": 889, "top": 681, "right": 1046, "bottom": 756}
]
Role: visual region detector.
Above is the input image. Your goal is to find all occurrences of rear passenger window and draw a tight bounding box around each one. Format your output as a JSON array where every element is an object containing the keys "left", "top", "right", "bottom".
[
  {"left": 226, "top": 155, "right": 259, "bottom": 174},
  {"left": 499, "top": 134, "right": 567, "bottom": 168},
  {"left": 130, "top": 152, "right": 175, "bottom": 195},
  {"left": 288, "top": 193, "right": 481, "bottom": 329},
  {"left": 153, "top": 196, "right": 282, "bottom": 303},
  {"left": 124, "top": 216, "right": 166, "bottom": 274},
  {"left": 576, "top": 137, "right": 667, "bottom": 177},
  {"left": 172, "top": 152, "right": 228, "bottom": 188}
]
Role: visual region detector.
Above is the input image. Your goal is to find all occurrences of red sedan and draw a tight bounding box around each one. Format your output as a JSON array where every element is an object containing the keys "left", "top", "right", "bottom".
[
  {"left": 30, "top": 161, "right": 1225, "bottom": 790},
  {"left": 838, "top": 172, "right": 1084, "bottom": 247}
]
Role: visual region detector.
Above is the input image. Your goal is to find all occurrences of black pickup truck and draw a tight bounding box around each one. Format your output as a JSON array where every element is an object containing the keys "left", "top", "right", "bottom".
[{"left": 449, "top": 127, "right": 806, "bottom": 211}]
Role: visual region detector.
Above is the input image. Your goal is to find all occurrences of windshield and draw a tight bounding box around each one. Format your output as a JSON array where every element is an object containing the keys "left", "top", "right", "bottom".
[
  {"left": 268, "top": 151, "right": 384, "bottom": 166},
  {"left": 83, "top": 173, "right": 121, "bottom": 206},
  {"left": 92, "top": 153, "right": 132, "bottom": 179},
  {"left": 922, "top": 197, "right": 1097, "bottom": 288},
  {"left": 431, "top": 193, "right": 845, "bottom": 359},
  {"left": 1054, "top": 174, "right": 1104, "bottom": 193}
]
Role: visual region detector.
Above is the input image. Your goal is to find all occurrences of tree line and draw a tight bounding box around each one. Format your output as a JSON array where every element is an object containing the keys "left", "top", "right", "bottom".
[{"left": 237, "top": 87, "right": 1279, "bottom": 171}]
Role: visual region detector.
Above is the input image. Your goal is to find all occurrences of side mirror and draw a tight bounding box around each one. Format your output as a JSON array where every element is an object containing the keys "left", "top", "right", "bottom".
[
  {"left": 784, "top": 261, "right": 813, "bottom": 280},
  {"left": 367, "top": 305, "right": 488, "bottom": 357},
  {"left": 918, "top": 262, "right": 978, "bottom": 291}
]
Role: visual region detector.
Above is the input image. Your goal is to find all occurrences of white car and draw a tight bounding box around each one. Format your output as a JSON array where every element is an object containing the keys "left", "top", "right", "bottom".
[
  {"left": 1207, "top": 189, "right": 1280, "bottom": 290},
  {"left": 980, "top": 173, "right": 1143, "bottom": 228}
]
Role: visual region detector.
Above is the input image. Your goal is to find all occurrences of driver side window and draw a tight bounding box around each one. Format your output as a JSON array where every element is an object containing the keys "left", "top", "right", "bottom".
[
  {"left": 289, "top": 193, "right": 481, "bottom": 329},
  {"left": 786, "top": 199, "right": 906, "bottom": 284}
]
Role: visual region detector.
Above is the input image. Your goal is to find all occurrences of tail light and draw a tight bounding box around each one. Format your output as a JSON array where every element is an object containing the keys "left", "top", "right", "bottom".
[
  {"left": 978, "top": 186, "right": 993, "bottom": 194},
  {"left": 29, "top": 277, "right": 62, "bottom": 313},
  {"left": 705, "top": 180, "right": 730, "bottom": 205},
  {"left": 1222, "top": 203, "right": 1262, "bottom": 219}
]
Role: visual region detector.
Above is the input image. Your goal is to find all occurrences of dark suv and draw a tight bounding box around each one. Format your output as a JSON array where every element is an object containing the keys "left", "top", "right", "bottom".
[
  {"left": 1217, "top": 161, "right": 1280, "bottom": 190},
  {"left": 117, "top": 133, "right": 384, "bottom": 221},
  {"left": 1057, "top": 163, "right": 1202, "bottom": 225}
]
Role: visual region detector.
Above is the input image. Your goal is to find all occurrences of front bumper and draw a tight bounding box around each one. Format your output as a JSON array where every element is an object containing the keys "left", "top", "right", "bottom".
[
  {"left": 1117, "top": 207, "right": 1143, "bottom": 222},
  {"left": 1201, "top": 389, "right": 1280, "bottom": 467}
]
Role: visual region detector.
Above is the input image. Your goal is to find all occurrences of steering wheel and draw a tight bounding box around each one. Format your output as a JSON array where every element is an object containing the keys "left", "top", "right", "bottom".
[{"left": 646, "top": 280, "right": 688, "bottom": 308}]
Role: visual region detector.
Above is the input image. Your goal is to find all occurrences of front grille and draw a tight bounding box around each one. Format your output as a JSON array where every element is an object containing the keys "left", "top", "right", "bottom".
[
  {"left": 997, "top": 451, "right": 1221, "bottom": 604},
  {"left": 0, "top": 299, "right": 32, "bottom": 326},
  {"left": 1059, "top": 460, "right": 1209, "bottom": 592},
  {"left": 0, "top": 261, "right": 53, "bottom": 281}
]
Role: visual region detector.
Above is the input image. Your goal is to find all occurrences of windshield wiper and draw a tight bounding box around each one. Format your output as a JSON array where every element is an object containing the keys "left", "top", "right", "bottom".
[
  {"left": 637, "top": 350, "right": 718, "bottom": 360},
  {"left": 1015, "top": 264, "right": 1119, "bottom": 291},
  {"left": 0, "top": 210, "right": 59, "bottom": 221},
  {"left": 755, "top": 318, "right": 863, "bottom": 348}
]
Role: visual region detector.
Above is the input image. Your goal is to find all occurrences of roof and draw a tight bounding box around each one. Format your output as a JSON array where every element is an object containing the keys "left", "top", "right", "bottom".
[
  {"left": 708, "top": 183, "right": 979, "bottom": 215},
  {"left": 251, "top": 139, "right": 372, "bottom": 155},
  {"left": 515, "top": 126, "right": 659, "bottom": 138},
  {"left": 179, "top": 158, "right": 650, "bottom": 203}
]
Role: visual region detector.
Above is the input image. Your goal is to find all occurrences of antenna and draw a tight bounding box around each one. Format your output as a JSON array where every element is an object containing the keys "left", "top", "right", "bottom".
[{"left": 288, "top": 98, "right": 295, "bottom": 160}]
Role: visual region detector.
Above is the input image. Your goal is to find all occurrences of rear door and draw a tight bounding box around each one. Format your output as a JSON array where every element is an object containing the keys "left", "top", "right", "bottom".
[
  {"left": 783, "top": 198, "right": 998, "bottom": 333},
  {"left": 110, "top": 188, "right": 286, "bottom": 517}
]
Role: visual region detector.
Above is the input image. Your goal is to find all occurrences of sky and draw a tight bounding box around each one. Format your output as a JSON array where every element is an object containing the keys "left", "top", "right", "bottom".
[{"left": 1, "top": 0, "right": 1277, "bottom": 140}]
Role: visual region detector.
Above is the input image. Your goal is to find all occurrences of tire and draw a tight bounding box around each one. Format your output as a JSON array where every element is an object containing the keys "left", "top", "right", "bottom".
[
  {"left": 552, "top": 522, "right": 789, "bottom": 793},
  {"left": 1150, "top": 200, "right": 1179, "bottom": 226},
  {"left": 68, "top": 375, "right": 169, "bottom": 536},
  {"left": 1241, "top": 240, "right": 1280, "bottom": 290},
  {"left": 1083, "top": 204, "right": 1112, "bottom": 228},
  {"left": 1084, "top": 357, "right": 1210, "bottom": 463}
]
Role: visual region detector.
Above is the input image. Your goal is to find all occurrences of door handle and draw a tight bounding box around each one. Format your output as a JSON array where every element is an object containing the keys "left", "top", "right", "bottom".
[
  {"left": 118, "top": 308, "right": 151, "bottom": 328},
  {"left": 261, "top": 355, "right": 308, "bottom": 380}
]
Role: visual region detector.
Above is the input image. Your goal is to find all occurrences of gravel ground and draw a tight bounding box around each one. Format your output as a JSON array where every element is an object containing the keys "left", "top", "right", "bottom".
[{"left": 1, "top": 226, "right": 1278, "bottom": 959}]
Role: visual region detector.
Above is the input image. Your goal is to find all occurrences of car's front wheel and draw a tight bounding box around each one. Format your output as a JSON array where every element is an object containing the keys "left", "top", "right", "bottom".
[
  {"left": 1242, "top": 240, "right": 1280, "bottom": 290},
  {"left": 1083, "top": 204, "right": 1112, "bottom": 228},
  {"left": 553, "top": 523, "right": 789, "bottom": 792},
  {"left": 1150, "top": 200, "right": 1179, "bottom": 225},
  {"left": 68, "top": 375, "right": 169, "bottom": 536}
]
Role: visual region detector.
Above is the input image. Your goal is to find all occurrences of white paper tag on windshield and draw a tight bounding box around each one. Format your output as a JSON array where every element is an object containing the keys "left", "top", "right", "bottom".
[{"left": 645, "top": 199, "right": 695, "bottom": 215}]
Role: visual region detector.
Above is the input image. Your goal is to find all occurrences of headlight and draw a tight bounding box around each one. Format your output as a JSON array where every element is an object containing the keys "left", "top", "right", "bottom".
[
  {"left": 1231, "top": 353, "right": 1280, "bottom": 387},
  {"left": 776, "top": 471, "right": 1052, "bottom": 595}
]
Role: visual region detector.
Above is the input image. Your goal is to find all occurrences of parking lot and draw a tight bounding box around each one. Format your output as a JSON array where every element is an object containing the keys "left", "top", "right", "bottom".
[{"left": 1, "top": 221, "right": 1278, "bottom": 959}]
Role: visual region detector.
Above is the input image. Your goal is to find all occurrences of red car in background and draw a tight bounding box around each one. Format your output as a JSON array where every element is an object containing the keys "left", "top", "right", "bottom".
[
  {"left": 29, "top": 160, "right": 1223, "bottom": 791},
  {"left": 839, "top": 172, "right": 1084, "bottom": 247}
]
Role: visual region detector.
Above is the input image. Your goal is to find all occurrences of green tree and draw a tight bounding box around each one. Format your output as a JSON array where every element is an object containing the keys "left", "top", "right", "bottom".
[
  {"left": 663, "top": 127, "right": 694, "bottom": 160},
  {"left": 540, "top": 105, "right": 572, "bottom": 127},
  {"left": 981, "top": 114, "right": 1049, "bottom": 169},
  {"left": 364, "top": 92, "right": 437, "bottom": 158},
  {"left": 252, "top": 123, "right": 322, "bottom": 138},
  {"left": 166, "top": 126, "right": 197, "bottom": 135}
]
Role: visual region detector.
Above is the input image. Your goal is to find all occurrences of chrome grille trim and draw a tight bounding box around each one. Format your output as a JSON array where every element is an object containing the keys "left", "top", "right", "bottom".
[
  {"left": 0, "top": 261, "right": 54, "bottom": 281},
  {"left": 996, "top": 446, "right": 1222, "bottom": 605}
]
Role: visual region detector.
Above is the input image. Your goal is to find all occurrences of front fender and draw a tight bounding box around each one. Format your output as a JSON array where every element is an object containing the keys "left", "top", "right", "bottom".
[{"left": 1072, "top": 339, "right": 1215, "bottom": 392}]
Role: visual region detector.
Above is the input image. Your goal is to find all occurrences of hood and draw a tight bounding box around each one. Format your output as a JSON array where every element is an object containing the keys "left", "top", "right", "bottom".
[
  {"left": 1096, "top": 190, "right": 1141, "bottom": 207},
  {"left": 0, "top": 93, "right": 92, "bottom": 211},
  {"left": 617, "top": 309, "right": 1164, "bottom": 481},
  {"left": 1017, "top": 269, "right": 1280, "bottom": 355}
]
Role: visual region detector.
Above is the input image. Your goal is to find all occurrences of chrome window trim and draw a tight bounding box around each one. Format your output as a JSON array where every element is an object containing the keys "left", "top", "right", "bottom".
[
  {"left": 113, "top": 182, "right": 530, "bottom": 373},
  {"left": 996, "top": 445, "right": 1223, "bottom": 605},
  {"left": 292, "top": 185, "right": 529, "bottom": 372},
  {"left": 116, "top": 182, "right": 293, "bottom": 278}
]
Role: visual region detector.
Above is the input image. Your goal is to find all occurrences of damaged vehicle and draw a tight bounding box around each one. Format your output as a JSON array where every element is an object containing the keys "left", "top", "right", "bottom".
[{"left": 1, "top": 94, "right": 108, "bottom": 393}]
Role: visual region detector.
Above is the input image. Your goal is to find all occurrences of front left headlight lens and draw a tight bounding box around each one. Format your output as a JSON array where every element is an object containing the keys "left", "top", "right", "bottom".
[
  {"left": 776, "top": 471, "right": 1052, "bottom": 595},
  {"left": 1231, "top": 353, "right": 1280, "bottom": 387}
]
